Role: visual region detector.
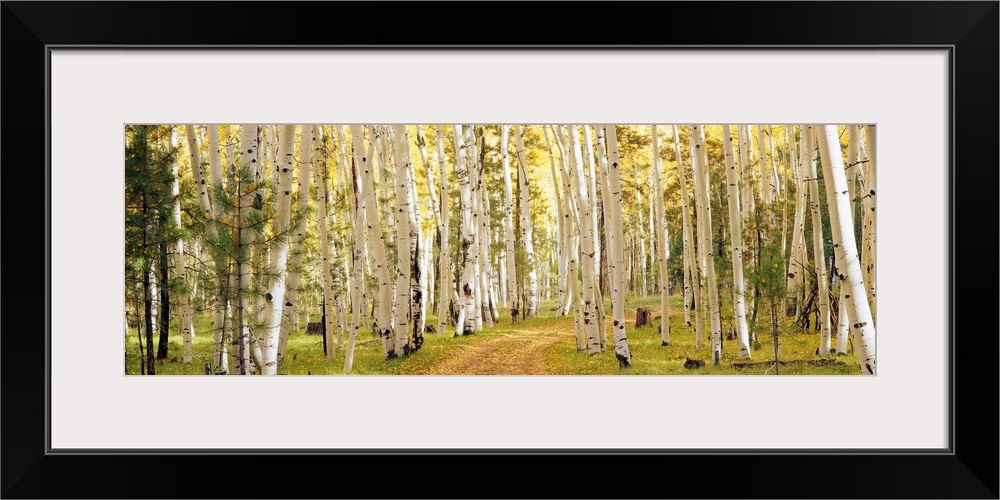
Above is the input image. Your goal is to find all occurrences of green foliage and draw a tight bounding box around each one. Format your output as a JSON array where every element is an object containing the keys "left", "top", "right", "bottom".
[{"left": 125, "top": 125, "right": 181, "bottom": 290}]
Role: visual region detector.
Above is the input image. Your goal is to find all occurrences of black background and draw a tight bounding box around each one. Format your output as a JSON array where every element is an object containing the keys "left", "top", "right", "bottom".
[{"left": 2, "top": 2, "right": 997, "bottom": 498}]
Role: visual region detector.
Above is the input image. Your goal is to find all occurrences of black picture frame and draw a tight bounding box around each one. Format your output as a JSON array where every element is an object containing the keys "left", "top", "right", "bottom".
[{"left": 3, "top": 2, "right": 996, "bottom": 498}]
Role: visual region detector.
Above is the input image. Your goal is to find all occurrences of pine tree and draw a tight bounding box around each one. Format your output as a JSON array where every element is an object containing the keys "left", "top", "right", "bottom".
[{"left": 125, "top": 125, "right": 181, "bottom": 375}]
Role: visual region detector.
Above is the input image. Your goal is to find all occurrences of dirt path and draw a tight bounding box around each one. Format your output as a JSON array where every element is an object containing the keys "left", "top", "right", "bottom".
[{"left": 425, "top": 328, "right": 572, "bottom": 375}]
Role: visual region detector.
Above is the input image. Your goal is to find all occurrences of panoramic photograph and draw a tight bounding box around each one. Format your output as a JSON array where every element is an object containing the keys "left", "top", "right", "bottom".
[{"left": 125, "top": 124, "right": 876, "bottom": 376}]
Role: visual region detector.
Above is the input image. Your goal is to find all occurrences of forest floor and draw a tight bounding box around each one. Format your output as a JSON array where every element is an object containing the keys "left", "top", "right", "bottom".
[{"left": 125, "top": 295, "right": 861, "bottom": 375}]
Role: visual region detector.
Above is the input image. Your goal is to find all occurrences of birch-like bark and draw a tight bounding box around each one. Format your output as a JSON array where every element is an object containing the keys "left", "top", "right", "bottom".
[
  {"left": 258, "top": 125, "right": 297, "bottom": 375},
  {"left": 738, "top": 126, "right": 755, "bottom": 224},
  {"left": 815, "top": 126, "right": 876, "bottom": 374},
  {"left": 604, "top": 125, "right": 633, "bottom": 367},
  {"left": 390, "top": 125, "right": 414, "bottom": 356},
  {"left": 501, "top": 125, "right": 518, "bottom": 313},
  {"left": 564, "top": 125, "right": 594, "bottom": 351},
  {"left": 583, "top": 125, "right": 605, "bottom": 342},
  {"left": 757, "top": 125, "right": 773, "bottom": 206},
  {"left": 474, "top": 127, "right": 494, "bottom": 329},
  {"left": 454, "top": 125, "right": 478, "bottom": 335},
  {"left": 803, "top": 126, "right": 832, "bottom": 356},
  {"left": 169, "top": 126, "right": 197, "bottom": 364},
  {"left": 310, "top": 126, "right": 338, "bottom": 361},
  {"left": 650, "top": 126, "right": 670, "bottom": 346},
  {"left": 788, "top": 125, "right": 809, "bottom": 317},
  {"left": 277, "top": 127, "right": 312, "bottom": 366},
  {"left": 593, "top": 126, "right": 612, "bottom": 349},
  {"left": 363, "top": 127, "right": 396, "bottom": 357},
  {"left": 435, "top": 126, "right": 452, "bottom": 334},
  {"left": 513, "top": 125, "right": 538, "bottom": 318},
  {"left": 673, "top": 126, "right": 697, "bottom": 331},
  {"left": 862, "top": 125, "right": 876, "bottom": 316},
  {"left": 690, "top": 125, "right": 723, "bottom": 363},
  {"left": 344, "top": 125, "right": 373, "bottom": 374},
  {"left": 405, "top": 127, "right": 424, "bottom": 351},
  {"left": 722, "top": 126, "right": 752, "bottom": 359},
  {"left": 206, "top": 126, "right": 227, "bottom": 372},
  {"left": 545, "top": 127, "right": 570, "bottom": 316},
  {"left": 684, "top": 127, "right": 708, "bottom": 350},
  {"left": 181, "top": 128, "right": 208, "bottom": 337}
]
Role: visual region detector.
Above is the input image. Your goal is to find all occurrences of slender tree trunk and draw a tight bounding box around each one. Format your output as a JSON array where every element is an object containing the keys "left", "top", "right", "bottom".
[
  {"left": 277, "top": 127, "right": 312, "bottom": 366},
  {"left": 184, "top": 125, "right": 225, "bottom": 363},
  {"left": 207, "top": 126, "right": 228, "bottom": 373},
  {"left": 561, "top": 126, "right": 593, "bottom": 351},
  {"left": 594, "top": 126, "right": 612, "bottom": 350},
  {"left": 862, "top": 125, "right": 876, "bottom": 317},
  {"left": 513, "top": 126, "right": 539, "bottom": 318},
  {"left": 257, "top": 125, "right": 297, "bottom": 374},
  {"left": 757, "top": 125, "right": 773, "bottom": 206},
  {"left": 175, "top": 126, "right": 203, "bottom": 362},
  {"left": 361, "top": 127, "right": 396, "bottom": 357},
  {"left": 474, "top": 127, "right": 494, "bottom": 328},
  {"left": 803, "top": 126, "right": 832, "bottom": 355},
  {"left": 454, "top": 125, "right": 478, "bottom": 335},
  {"left": 501, "top": 125, "right": 519, "bottom": 316},
  {"left": 156, "top": 242, "right": 170, "bottom": 360},
  {"left": 722, "top": 126, "right": 752, "bottom": 359},
  {"left": 815, "top": 125, "right": 876, "bottom": 375},
  {"left": 690, "top": 125, "right": 723, "bottom": 363},
  {"left": 344, "top": 125, "right": 373, "bottom": 374},
  {"left": 650, "top": 126, "right": 671, "bottom": 346},
  {"left": 312, "top": 126, "right": 338, "bottom": 360},
  {"left": 234, "top": 124, "right": 260, "bottom": 375},
  {"left": 673, "top": 126, "right": 697, "bottom": 331},
  {"left": 583, "top": 125, "right": 605, "bottom": 344},
  {"left": 604, "top": 125, "right": 633, "bottom": 368},
  {"left": 144, "top": 264, "right": 156, "bottom": 375},
  {"left": 436, "top": 126, "right": 452, "bottom": 335},
  {"left": 391, "top": 125, "right": 414, "bottom": 356},
  {"left": 406, "top": 127, "right": 425, "bottom": 351}
]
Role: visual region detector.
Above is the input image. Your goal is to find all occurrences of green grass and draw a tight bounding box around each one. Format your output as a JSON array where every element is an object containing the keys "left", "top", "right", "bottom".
[
  {"left": 543, "top": 294, "right": 858, "bottom": 375},
  {"left": 125, "top": 295, "right": 860, "bottom": 375}
]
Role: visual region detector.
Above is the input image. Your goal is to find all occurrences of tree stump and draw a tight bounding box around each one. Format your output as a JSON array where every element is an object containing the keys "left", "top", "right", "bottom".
[{"left": 635, "top": 307, "right": 652, "bottom": 328}]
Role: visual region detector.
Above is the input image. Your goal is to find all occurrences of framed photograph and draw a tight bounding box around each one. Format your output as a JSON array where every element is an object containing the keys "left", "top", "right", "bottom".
[{"left": 3, "top": 2, "right": 996, "bottom": 498}]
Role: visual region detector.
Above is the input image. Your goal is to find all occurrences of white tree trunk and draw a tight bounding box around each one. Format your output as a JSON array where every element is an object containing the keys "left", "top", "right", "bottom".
[
  {"left": 454, "top": 125, "right": 478, "bottom": 335},
  {"left": 650, "top": 126, "right": 671, "bottom": 346},
  {"left": 435, "top": 126, "right": 452, "bottom": 335},
  {"left": 363, "top": 127, "right": 396, "bottom": 357},
  {"left": 205, "top": 126, "right": 228, "bottom": 372},
  {"left": 545, "top": 127, "right": 570, "bottom": 316},
  {"left": 565, "top": 125, "right": 597, "bottom": 352},
  {"left": 391, "top": 125, "right": 414, "bottom": 356},
  {"left": 603, "top": 125, "right": 633, "bottom": 367},
  {"left": 513, "top": 126, "right": 539, "bottom": 318},
  {"left": 815, "top": 126, "right": 876, "bottom": 375},
  {"left": 684, "top": 127, "right": 708, "bottom": 350},
  {"left": 673, "top": 126, "right": 697, "bottom": 331},
  {"left": 738, "top": 125, "right": 755, "bottom": 224},
  {"left": 405, "top": 128, "right": 424, "bottom": 351},
  {"left": 171, "top": 126, "right": 199, "bottom": 364},
  {"left": 690, "top": 125, "right": 723, "bottom": 363},
  {"left": 593, "top": 126, "right": 612, "bottom": 350},
  {"left": 277, "top": 127, "right": 312, "bottom": 366},
  {"left": 582, "top": 125, "right": 605, "bottom": 344},
  {"left": 757, "top": 125, "right": 773, "bottom": 206},
  {"left": 803, "top": 126, "right": 832, "bottom": 356},
  {"left": 722, "top": 126, "right": 752, "bottom": 359},
  {"left": 258, "top": 125, "right": 297, "bottom": 375},
  {"left": 310, "top": 126, "right": 338, "bottom": 362},
  {"left": 862, "top": 125, "right": 876, "bottom": 316},
  {"left": 501, "top": 125, "right": 518, "bottom": 314},
  {"left": 344, "top": 125, "right": 373, "bottom": 374},
  {"left": 181, "top": 127, "right": 209, "bottom": 340}
]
